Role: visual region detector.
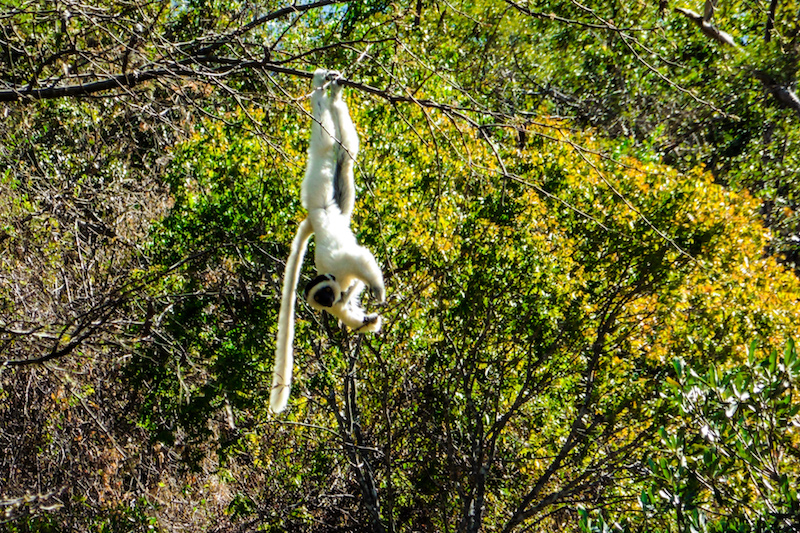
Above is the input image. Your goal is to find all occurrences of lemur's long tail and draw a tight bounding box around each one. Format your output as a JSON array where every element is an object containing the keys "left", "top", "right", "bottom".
[{"left": 271, "top": 218, "right": 313, "bottom": 413}]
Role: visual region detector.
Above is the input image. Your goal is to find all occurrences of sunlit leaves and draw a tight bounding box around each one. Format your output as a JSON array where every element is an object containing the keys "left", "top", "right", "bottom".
[
  {"left": 644, "top": 341, "right": 800, "bottom": 531},
  {"left": 116, "top": 75, "right": 800, "bottom": 530}
]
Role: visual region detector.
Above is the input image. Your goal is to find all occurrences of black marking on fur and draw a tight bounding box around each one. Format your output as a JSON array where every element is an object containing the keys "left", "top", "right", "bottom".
[
  {"left": 332, "top": 153, "right": 346, "bottom": 211},
  {"left": 304, "top": 274, "right": 335, "bottom": 298},
  {"left": 314, "top": 286, "right": 336, "bottom": 307},
  {"left": 305, "top": 274, "right": 337, "bottom": 308}
]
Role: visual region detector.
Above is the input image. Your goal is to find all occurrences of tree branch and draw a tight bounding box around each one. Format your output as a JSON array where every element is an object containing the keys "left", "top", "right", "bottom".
[
  {"left": 674, "top": 7, "right": 737, "bottom": 47},
  {"left": 674, "top": 6, "right": 800, "bottom": 118},
  {"left": 0, "top": 68, "right": 170, "bottom": 102},
  {"left": 0, "top": 55, "right": 493, "bottom": 136},
  {"left": 764, "top": 0, "right": 779, "bottom": 42},
  {"left": 1, "top": 298, "right": 123, "bottom": 366},
  {"left": 754, "top": 71, "right": 800, "bottom": 118},
  {"left": 501, "top": 299, "right": 623, "bottom": 533},
  {"left": 0, "top": 0, "right": 346, "bottom": 102},
  {"left": 192, "top": 0, "right": 347, "bottom": 57}
]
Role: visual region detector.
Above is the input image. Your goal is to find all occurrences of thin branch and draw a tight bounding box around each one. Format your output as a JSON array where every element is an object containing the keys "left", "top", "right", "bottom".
[
  {"left": 192, "top": 0, "right": 347, "bottom": 57},
  {"left": 1, "top": 248, "right": 213, "bottom": 366},
  {"left": 504, "top": 0, "right": 620, "bottom": 31},
  {"left": 672, "top": 6, "right": 800, "bottom": 118},
  {"left": 764, "top": 0, "right": 778, "bottom": 42},
  {"left": 0, "top": 0, "right": 346, "bottom": 101}
]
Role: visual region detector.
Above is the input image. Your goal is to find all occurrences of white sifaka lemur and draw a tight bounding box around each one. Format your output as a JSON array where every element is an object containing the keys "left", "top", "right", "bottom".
[{"left": 270, "top": 69, "right": 385, "bottom": 414}]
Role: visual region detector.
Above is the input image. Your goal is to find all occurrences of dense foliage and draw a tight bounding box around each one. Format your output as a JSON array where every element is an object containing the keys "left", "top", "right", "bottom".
[{"left": 1, "top": 1, "right": 799, "bottom": 532}]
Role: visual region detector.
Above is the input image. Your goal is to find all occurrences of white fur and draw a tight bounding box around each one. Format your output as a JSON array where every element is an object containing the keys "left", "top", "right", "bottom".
[
  {"left": 270, "top": 218, "right": 313, "bottom": 414},
  {"left": 270, "top": 69, "right": 385, "bottom": 414}
]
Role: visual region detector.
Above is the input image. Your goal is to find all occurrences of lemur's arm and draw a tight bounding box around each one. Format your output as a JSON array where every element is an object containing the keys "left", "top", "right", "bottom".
[{"left": 301, "top": 70, "right": 337, "bottom": 212}]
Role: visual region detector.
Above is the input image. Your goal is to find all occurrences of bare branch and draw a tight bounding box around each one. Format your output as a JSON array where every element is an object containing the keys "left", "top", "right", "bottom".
[
  {"left": 192, "top": 0, "right": 347, "bottom": 57},
  {"left": 765, "top": 0, "right": 779, "bottom": 42},
  {"left": 755, "top": 71, "right": 800, "bottom": 118},
  {"left": 0, "top": 0, "right": 347, "bottom": 102},
  {"left": 675, "top": 7, "right": 738, "bottom": 47},
  {"left": 675, "top": 6, "right": 800, "bottom": 117}
]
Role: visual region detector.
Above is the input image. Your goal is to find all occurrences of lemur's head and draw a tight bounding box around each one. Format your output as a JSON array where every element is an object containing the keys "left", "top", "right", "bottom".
[{"left": 304, "top": 274, "right": 341, "bottom": 310}]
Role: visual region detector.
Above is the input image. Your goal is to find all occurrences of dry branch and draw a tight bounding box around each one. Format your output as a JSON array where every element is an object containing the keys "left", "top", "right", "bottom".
[{"left": 675, "top": 4, "right": 800, "bottom": 117}]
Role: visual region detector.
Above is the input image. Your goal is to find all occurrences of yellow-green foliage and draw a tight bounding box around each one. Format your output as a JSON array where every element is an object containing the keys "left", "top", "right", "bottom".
[
  {"left": 134, "top": 91, "right": 800, "bottom": 531},
  {"left": 147, "top": 97, "right": 798, "bottom": 530}
]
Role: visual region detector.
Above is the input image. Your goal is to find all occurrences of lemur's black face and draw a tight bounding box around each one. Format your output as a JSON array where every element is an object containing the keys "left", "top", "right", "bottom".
[
  {"left": 304, "top": 274, "right": 337, "bottom": 308},
  {"left": 313, "top": 286, "right": 336, "bottom": 307}
]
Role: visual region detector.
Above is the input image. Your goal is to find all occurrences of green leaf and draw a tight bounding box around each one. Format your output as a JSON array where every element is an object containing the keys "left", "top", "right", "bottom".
[
  {"left": 769, "top": 348, "right": 779, "bottom": 374},
  {"left": 784, "top": 338, "right": 796, "bottom": 369},
  {"left": 673, "top": 358, "right": 684, "bottom": 379},
  {"left": 748, "top": 339, "right": 758, "bottom": 366}
]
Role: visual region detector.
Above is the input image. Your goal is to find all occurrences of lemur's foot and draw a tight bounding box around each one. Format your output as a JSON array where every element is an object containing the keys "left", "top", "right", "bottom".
[
  {"left": 360, "top": 313, "right": 382, "bottom": 333},
  {"left": 312, "top": 68, "right": 328, "bottom": 89},
  {"left": 328, "top": 71, "right": 345, "bottom": 97},
  {"left": 368, "top": 286, "right": 386, "bottom": 304}
]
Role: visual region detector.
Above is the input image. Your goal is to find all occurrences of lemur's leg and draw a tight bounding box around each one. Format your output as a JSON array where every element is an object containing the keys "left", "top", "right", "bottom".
[
  {"left": 329, "top": 77, "right": 384, "bottom": 302},
  {"left": 302, "top": 69, "right": 337, "bottom": 211},
  {"left": 329, "top": 72, "right": 359, "bottom": 219},
  {"left": 310, "top": 69, "right": 335, "bottom": 153}
]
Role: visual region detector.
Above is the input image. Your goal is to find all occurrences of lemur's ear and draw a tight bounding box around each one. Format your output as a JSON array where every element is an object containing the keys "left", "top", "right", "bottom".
[{"left": 305, "top": 274, "right": 340, "bottom": 309}]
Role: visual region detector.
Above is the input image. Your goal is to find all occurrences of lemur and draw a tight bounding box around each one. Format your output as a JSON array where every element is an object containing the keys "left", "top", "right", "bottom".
[{"left": 270, "top": 69, "right": 385, "bottom": 414}]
